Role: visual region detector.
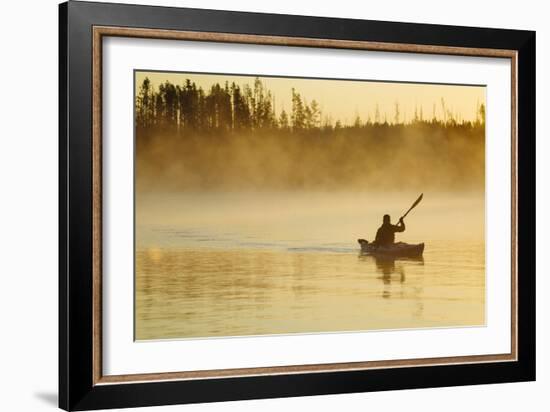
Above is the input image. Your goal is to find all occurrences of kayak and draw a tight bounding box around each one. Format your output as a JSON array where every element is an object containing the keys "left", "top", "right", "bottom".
[{"left": 357, "top": 239, "right": 424, "bottom": 258}]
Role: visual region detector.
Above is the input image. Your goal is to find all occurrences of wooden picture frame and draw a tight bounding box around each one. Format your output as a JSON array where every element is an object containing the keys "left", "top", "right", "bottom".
[{"left": 59, "top": 1, "right": 535, "bottom": 410}]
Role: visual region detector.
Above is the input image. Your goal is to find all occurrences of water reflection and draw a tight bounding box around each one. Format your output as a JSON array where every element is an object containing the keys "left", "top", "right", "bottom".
[
  {"left": 358, "top": 253, "right": 425, "bottom": 299},
  {"left": 136, "top": 244, "right": 482, "bottom": 340},
  {"left": 376, "top": 257, "right": 405, "bottom": 288},
  {"left": 135, "top": 191, "right": 485, "bottom": 340},
  {"left": 358, "top": 252, "right": 424, "bottom": 277}
]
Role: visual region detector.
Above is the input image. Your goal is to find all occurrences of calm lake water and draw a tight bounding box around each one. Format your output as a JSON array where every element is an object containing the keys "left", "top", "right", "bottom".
[{"left": 135, "top": 192, "right": 485, "bottom": 340}]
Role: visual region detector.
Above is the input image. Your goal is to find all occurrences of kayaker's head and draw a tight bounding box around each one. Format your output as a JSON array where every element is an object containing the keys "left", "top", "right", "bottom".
[{"left": 383, "top": 214, "right": 391, "bottom": 224}]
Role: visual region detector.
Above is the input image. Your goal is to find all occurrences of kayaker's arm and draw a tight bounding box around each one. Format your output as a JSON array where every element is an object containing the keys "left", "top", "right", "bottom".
[{"left": 395, "top": 218, "right": 406, "bottom": 232}]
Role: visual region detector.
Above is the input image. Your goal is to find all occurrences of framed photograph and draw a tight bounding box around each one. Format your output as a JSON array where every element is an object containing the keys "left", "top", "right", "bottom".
[{"left": 59, "top": 1, "right": 535, "bottom": 410}]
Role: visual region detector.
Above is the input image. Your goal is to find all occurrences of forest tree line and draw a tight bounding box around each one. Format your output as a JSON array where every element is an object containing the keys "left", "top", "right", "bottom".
[
  {"left": 135, "top": 76, "right": 486, "bottom": 191},
  {"left": 136, "top": 77, "right": 486, "bottom": 133}
]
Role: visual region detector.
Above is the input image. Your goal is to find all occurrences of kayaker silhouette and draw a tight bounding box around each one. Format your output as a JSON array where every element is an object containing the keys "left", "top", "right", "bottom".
[
  {"left": 373, "top": 215, "right": 405, "bottom": 246},
  {"left": 357, "top": 194, "right": 425, "bottom": 257}
]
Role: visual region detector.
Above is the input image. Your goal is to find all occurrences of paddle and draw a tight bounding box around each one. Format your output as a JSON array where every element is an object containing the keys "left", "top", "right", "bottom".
[{"left": 400, "top": 193, "right": 423, "bottom": 221}]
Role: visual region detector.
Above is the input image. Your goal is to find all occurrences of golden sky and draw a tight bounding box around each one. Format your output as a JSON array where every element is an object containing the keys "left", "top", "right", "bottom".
[{"left": 136, "top": 71, "right": 485, "bottom": 124}]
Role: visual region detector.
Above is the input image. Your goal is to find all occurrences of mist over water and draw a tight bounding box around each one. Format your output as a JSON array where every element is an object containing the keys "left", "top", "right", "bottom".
[
  {"left": 136, "top": 191, "right": 484, "bottom": 249},
  {"left": 136, "top": 127, "right": 485, "bottom": 192}
]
